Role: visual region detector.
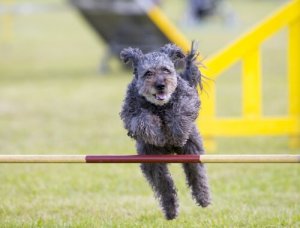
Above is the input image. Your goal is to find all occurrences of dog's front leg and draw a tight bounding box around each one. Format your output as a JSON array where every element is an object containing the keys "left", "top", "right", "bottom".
[
  {"left": 129, "top": 110, "right": 166, "bottom": 147},
  {"left": 165, "top": 95, "right": 200, "bottom": 147},
  {"left": 166, "top": 115, "right": 193, "bottom": 147}
]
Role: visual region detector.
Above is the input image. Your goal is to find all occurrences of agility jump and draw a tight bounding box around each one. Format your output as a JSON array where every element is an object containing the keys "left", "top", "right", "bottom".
[{"left": 0, "top": 154, "right": 299, "bottom": 163}]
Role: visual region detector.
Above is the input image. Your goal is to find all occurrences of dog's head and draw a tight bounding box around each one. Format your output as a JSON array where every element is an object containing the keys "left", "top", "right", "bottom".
[{"left": 120, "top": 44, "right": 185, "bottom": 106}]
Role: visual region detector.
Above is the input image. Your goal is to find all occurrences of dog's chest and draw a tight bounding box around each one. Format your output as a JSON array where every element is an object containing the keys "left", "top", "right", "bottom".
[
  {"left": 139, "top": 95, "right": 178, "bottom": 133},
  {"left": 146, "top": 106, "right": 174, "bottom": 133}
]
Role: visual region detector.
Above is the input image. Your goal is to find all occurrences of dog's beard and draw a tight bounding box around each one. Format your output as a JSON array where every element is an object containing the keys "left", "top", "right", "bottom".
[
  {"left": 144, "top": 89, "right": 172, "bottom": 106},
  {"left": 139, "top": 84, "right": 176, "bottom": 106}
]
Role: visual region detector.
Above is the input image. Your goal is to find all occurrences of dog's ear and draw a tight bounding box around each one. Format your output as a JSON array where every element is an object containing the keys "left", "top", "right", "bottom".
[
  {"left": 160, "top": 44, "right": 185, "bottom": 62},
  {"left": 120, "top": 47, "right": 143, "bottom": 66}
]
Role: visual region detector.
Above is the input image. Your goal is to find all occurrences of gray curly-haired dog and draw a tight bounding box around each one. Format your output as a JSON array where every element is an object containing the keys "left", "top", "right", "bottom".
[{"left": 120, "top": 43, "right": 211, "bottom": 220}]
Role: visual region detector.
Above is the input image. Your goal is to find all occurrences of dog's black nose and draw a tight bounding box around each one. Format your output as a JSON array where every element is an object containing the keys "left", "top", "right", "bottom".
[{"left": 155, "top": 83, "right": 165, "bottom": 91}]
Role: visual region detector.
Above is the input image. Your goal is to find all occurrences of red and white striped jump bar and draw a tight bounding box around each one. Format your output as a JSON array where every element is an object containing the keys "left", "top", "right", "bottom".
[{"left": 0, "top": 154, "right": 299, "bottom": 163}]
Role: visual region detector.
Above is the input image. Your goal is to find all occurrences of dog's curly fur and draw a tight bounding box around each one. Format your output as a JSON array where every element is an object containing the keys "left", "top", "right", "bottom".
[{"left": 120, "top": 43, "right": 211, "bottom": 220}]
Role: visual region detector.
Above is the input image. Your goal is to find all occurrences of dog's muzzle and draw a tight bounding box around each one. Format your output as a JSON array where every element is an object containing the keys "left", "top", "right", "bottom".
[{"left": 155, "top": 82, "right": 167, "bottom": 100}]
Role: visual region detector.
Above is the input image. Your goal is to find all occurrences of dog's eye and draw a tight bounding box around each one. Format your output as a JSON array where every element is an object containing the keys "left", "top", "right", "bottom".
[
  {"left": 161, "top": 67, "right": 171, "bottom": 74},
  {"left": 144, "top": 71, "right": 154, "bottom": 78}
]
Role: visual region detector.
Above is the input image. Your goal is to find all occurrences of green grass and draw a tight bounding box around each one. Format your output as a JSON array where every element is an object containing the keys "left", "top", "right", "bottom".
[{"left": 0, "top": 0, "right": 299, "bottom": 226}]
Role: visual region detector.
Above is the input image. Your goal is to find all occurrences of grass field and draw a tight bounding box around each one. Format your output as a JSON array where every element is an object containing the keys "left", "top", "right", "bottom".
[{"left": 0, "top": 0, "right": 299, "bottom": 227}]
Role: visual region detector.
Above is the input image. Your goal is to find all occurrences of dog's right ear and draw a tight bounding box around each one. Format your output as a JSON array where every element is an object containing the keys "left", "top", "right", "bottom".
[{"left": 120, "top": 47, "right": 143, "bottom": 67}]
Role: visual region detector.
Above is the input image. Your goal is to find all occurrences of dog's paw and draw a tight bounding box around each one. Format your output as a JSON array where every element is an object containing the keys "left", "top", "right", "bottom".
[
  {"left": 173, "top": 139, "right": 188, "bottom": 147},
  {"left": 194, "top": 192, "right": 211, "bottom": 208},
  {"left": 169, "top": 134, "right": 189, "bottom": 147},
  {"left": 161, "top": 194, "right": 179, "bottom": 220},
  {"left": 163, "top": 205, "right": 179, "bottom": 220},
  {"left": 198, "top": 198, "right": 211, "bottom": 208},
  {"left": 154, "top": 136, "right": 167, "bottom": 147},
  {"left": 165, "top": 210, "right": 178, "bottom": 220}
]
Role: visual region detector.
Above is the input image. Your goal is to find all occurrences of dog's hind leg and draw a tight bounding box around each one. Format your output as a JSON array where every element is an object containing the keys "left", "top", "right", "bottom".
[
  {"left": 140, "top": 162, "right": 179, "bottom": 220},
  {"left": 182, "top": 160, "right": 211, "bottom": 207},
  {"left": 181, "top": 130, "right": 211, "bottom": 207}
]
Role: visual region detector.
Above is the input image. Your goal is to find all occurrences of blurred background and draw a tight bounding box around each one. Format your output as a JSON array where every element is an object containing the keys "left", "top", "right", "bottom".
[{"left": 0, "top": 0, "right": 299, "bottom": 226}]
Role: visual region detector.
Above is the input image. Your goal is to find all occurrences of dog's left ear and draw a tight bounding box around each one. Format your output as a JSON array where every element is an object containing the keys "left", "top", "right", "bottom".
[{"left": 160, "top": 44, "right": 185, "bottom": 63}]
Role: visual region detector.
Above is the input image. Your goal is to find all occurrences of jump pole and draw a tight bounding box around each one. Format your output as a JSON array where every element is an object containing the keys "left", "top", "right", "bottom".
[{"left": 0, "top": 154, "right": 299, "bottom": 163}]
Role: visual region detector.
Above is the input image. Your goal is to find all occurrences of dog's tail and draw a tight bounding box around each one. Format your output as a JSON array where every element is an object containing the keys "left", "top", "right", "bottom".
[{"left": 181, "top": 41, "right": 203, "bottom": 90}]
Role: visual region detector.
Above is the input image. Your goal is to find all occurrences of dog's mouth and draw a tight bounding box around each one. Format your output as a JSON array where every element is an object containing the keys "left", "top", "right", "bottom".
[{"left": 154, "top": 92, "right": 168, "bottom": 101}]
